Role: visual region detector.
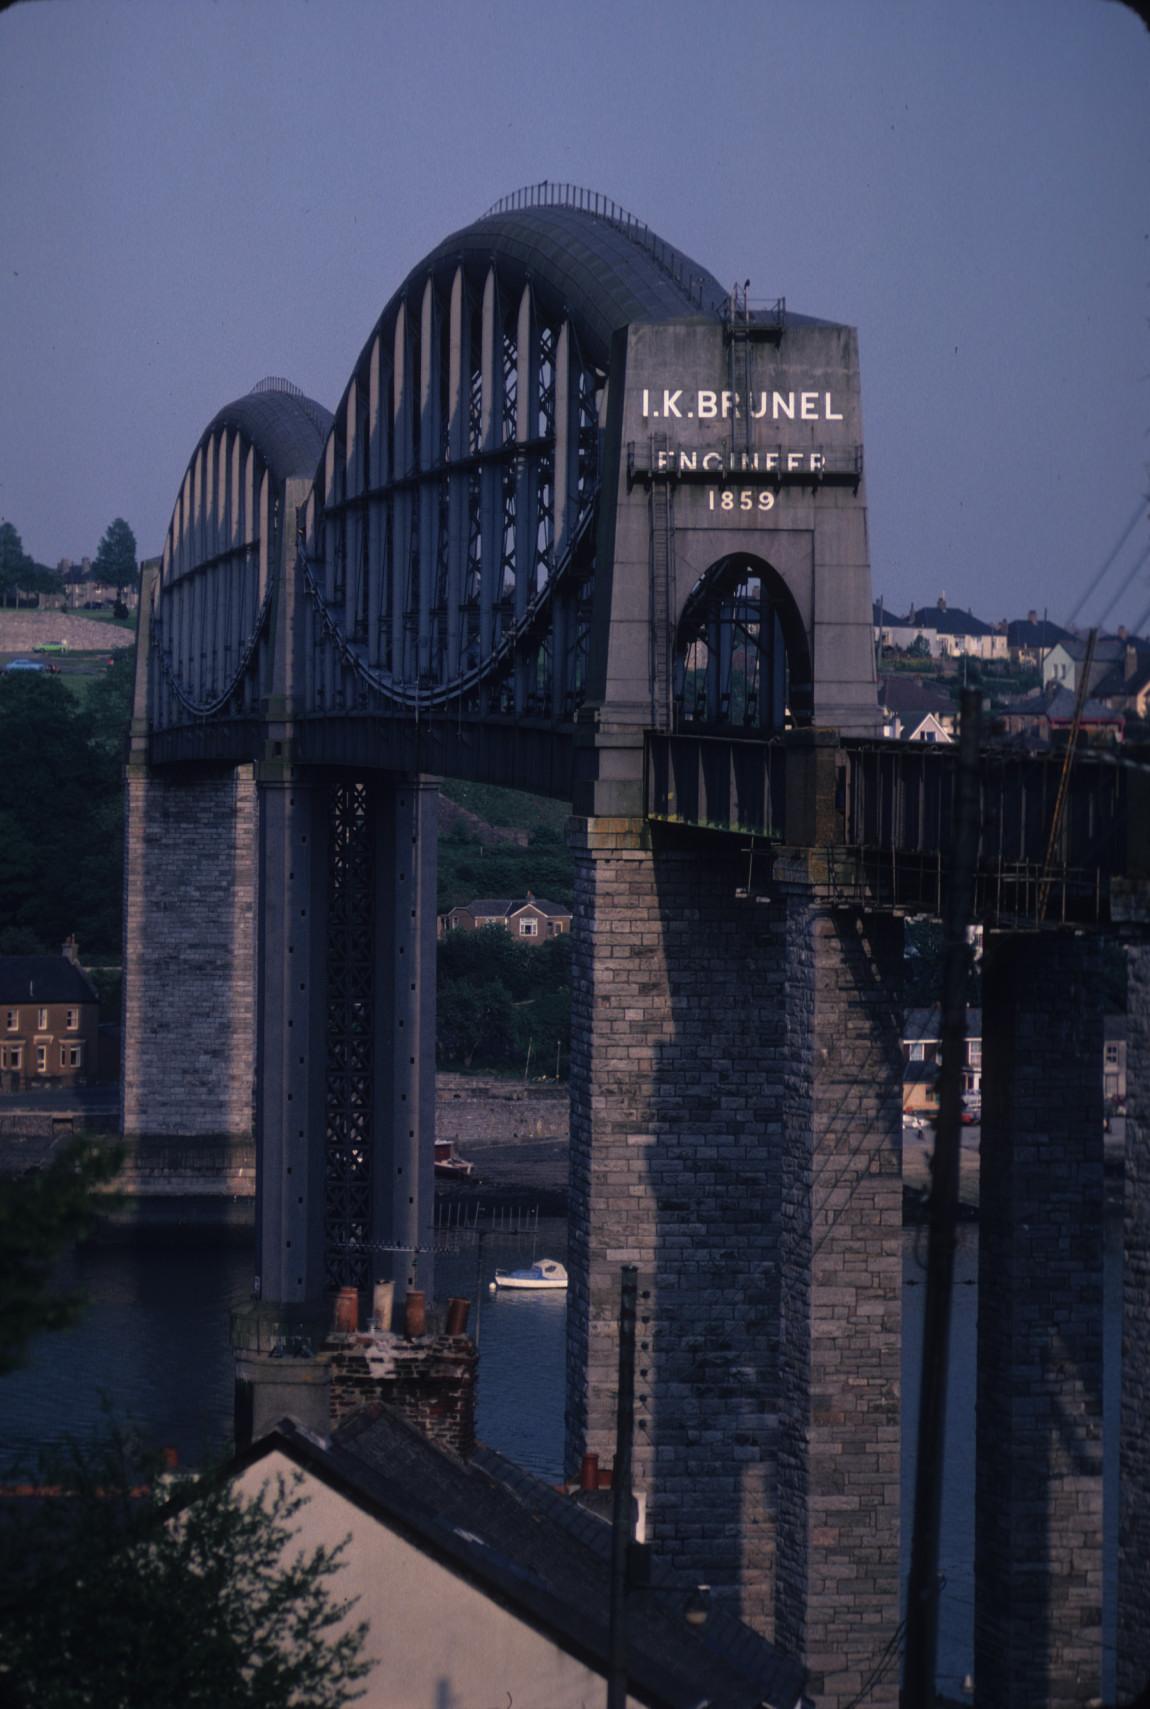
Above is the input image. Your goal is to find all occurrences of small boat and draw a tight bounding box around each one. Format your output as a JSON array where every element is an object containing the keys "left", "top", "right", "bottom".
[
  {"left": 490, "top": 1259, "right": 568, "bottom": 1292},
  {"left": 434, "top": 1138, "right": 478, "bottom": 1181}
]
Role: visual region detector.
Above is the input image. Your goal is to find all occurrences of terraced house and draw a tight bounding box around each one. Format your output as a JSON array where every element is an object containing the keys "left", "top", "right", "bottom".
[{"left": 0, "top": 941, "right": 99, "bottom": 1090}]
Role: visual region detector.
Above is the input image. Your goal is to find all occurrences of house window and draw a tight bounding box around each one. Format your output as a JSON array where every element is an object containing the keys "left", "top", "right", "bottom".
[
  {"left": 968, "top": 1041, "right": 982, "bottom": 1067},
  {"left": 35, "top": 1044, "right": 47, "bottom": 1073},
  {"left": 908, "top": 1042, "right": 925, "bottom": 1062},
  {"left": 59, "top": 1042, "right": 83, "bottom": 1069},
  {"left": 4, "top": 1009, "right": 17, "bottom": 1032},
  {"left": 518, "top": 918, "right": 538, "bottom": 937},
  {"left": 36, "top": 1008, "right": 48, "bottom": 1031},
  {"left": 66, "top": 1008, "right": 79, "bottom": 1031},
  {"left": 1105, "top": 1042, "right": 1120, "bottom": 1065},
  {"left": 1, "top": 1044, "right": 22, "bottom": 1071}
]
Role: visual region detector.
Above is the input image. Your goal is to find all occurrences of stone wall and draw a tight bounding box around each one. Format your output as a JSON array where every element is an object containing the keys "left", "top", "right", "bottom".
[
  {"left": 436, "top": 1074, "right": 568, "bottom": 1146},
  {"left": 976, "top": 931, "right": 1105, "bottom": 1709},
  {"left": 567, "top": 819, "right": 783, "bottom": 1636},
  {"left": 1119, "top": 938, "right": 1150, "bottom": 1701},
  {"left": 566, "top": 818, "right": 903, "bottom": 1705},
  {"left": 774, "top": 902, "right": 903, "bottom": 1709},
  {"left": 122, "top": 763, "right": 256, "bottom": 1139}
]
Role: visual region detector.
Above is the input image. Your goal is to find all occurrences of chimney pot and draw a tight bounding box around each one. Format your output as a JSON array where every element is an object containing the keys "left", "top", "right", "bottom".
[
  {"left": 580, "top": 1451, "right": 600, "bottom": 1491},
  {"left": 404, "top": 1290, "right": 427, "bottom": 1338},
  {"left": 445, "top": 1297, "right": 470, "bottom": 1336},
  {"left": 332, "top": 1286, "right": 359, "bottom": 1334},
  {"left": 371, "top": 1279, "right": 395, "bottom": 1333}
]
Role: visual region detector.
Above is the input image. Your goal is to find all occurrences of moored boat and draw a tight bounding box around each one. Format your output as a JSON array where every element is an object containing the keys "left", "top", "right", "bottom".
[{"left": 490, "top": 1259, "right": 568, "bottom": 1292}]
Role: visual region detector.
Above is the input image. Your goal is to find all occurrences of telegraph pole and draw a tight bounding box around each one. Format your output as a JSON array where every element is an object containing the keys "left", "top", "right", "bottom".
[
  {"left": 606, "top": 1265, "right": 638, "bottom": 1709},
  {"left": 904, "top": 689, "right": 982, "bottom": 1707}
]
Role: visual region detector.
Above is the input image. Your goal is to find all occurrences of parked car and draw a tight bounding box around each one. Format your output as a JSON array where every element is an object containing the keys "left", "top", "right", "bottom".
[{"left": 3, "top": 658, "right": 46, "bottom": 672}]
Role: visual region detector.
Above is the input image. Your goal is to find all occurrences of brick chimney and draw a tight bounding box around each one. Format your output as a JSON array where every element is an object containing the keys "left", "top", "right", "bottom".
[{"left": 326, "top": 1294, "right": 477, "bottom": 1455}]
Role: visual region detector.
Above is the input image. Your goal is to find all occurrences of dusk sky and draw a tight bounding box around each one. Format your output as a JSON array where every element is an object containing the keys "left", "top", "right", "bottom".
[{"left": 2, "top": 0, "right": 1147, "bottom": 630}]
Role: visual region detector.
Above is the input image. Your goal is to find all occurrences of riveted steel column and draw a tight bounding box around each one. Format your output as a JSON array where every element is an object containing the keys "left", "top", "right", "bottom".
[
  {"left": 344, "top": 378, "right": 362, "bottom": 650},
  {"left": 513, "top": 283, "right": 539, "bottom": 714},
  {"left": 445, "top": 265, "right": 469, "bottom": 679},
  {"left": 253, "top": 765, "right": 329, "bottom": 1308},
  {"left": 392, "top": 301, "right": 414, "bottom": 683},
  {"left": 479, "top": 267, "right": 501, "bottom": 662},
  {"left": 372, "top": 774, "right": 439, "bottom": 1297},
  {"left": 366, "top": 333, "right": 388, "bottom": 669},
  {"left": 418, "top": 275, "right": 440, "bottom": 680}
]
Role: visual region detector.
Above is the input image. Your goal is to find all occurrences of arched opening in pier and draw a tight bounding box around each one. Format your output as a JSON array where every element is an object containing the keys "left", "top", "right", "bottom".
[{"left": 673, "top": 553, "right": 812, "bottom": 735}]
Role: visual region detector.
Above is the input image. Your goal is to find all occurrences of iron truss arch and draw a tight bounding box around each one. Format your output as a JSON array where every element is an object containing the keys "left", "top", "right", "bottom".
[
  {"left": 300, "top": 187, "right": 728, "bottom": 722},
  {"left": 150, "top": 379, "right": 331, "bottom": 727}
]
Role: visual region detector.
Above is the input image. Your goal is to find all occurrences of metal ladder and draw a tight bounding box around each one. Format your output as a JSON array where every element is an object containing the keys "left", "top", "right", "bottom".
[{"left": 649, "top": 444, "right": 674, "bottom": 732}]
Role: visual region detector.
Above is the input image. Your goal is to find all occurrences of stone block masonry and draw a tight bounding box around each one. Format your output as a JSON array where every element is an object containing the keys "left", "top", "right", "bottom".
[
  {"left": 1118, "top": 938, "right": 1150, "bottom": 1702},
  {"left": 976, "top": 930, "right": 1105, "bottom": 1709},
  {"left": 774, "top": 901, "right": 903, "bottom": 1709},
  {"left": 122, "top": 762, "right": 256, "bottom": 1140},
  {"left": 566, "top": 818, "right": 903, "bottom": 1708}
]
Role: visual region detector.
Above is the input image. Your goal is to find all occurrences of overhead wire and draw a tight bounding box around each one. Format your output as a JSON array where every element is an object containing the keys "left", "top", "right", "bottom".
[{"left": 1064, "top": 495, "right": 1149, "bottom": 629}]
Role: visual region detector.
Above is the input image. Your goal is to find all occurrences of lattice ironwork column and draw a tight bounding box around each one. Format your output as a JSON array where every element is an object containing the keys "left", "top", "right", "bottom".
[
  {"left": 372, "top": 775, "right": 438, "bottom": 1299},
  {"left": 323, "top": 779, "right": 376, "bottom": 1291}
]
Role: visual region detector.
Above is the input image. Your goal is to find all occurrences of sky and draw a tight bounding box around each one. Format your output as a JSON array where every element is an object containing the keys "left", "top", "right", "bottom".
[{"left": 1, "top": 0, "right": 1148, "bottom": 630}]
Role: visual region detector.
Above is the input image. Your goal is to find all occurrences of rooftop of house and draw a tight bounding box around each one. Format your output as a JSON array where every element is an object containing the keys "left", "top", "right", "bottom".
[
  {"left": 906, "top": 603, "right": 996, "bottom": 638},
  {"left": 0, "top": 952, "right": 97, "bottom": 1006},
  {"left": 904, "top": 1006, "right": 982, "bottom": 1042},
  {"left": 1005, "top": 615, "right": 1072, "bottom": 649},
  {"left": 458, "top": 896, "right": 571, "bottom": 919},
  {"left": 878, "top": 675, "right": 955, "bottom": 716},
  {"left": 241, "top": 1408, "right": 804, "bottom": 1709}
]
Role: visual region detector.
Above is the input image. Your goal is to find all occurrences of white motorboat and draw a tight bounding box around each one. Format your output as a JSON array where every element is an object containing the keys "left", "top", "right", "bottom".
[{"left": 490, "top": 1259, "right": 568, "bottom": 1292}]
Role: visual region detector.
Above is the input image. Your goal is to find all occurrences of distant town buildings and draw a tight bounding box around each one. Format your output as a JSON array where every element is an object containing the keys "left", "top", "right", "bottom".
[{"left": 874, "top": 598, "right": 1150, "bottom": 746}]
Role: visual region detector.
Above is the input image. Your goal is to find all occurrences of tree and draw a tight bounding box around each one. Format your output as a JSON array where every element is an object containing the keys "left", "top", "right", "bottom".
[
  {"left": 0, "top": 1434, "right": 373, "bottom": 1708},
  {"left": 0, "top": 668, "right": 125, "bottom": 956},
  {"left": 94, "top": 516, "right": 139, "bottom": 593},
  {"left": 0, "top": 521, "right": 60, "bottom": 608},
  {"left": 0, "top": 1139, "right": 123, "bottom": 1376}
]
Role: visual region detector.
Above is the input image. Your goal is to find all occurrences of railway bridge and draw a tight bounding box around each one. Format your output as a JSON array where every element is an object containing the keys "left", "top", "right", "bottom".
[{"left": 123, "top": 185, "right": 1150, "bottom": 1709}]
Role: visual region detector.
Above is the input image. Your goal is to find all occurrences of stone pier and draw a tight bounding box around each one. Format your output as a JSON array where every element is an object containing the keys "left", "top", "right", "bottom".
[
  {"left": 975, "top": 930, "right": 1105, "bottom": 1709},
  {"left": 1118, "top": 937, "right": 1150, "bottom": 1702},
  {"left": 122, "top": 761, "right": 257, "bottom": 1141},
  {"left": 566, "top": 819, "right": 902, "bottom": 1708}
]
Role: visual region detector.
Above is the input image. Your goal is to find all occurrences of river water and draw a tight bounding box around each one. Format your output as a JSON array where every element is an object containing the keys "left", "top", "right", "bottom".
[{"left": 0, "top": 1219, "right": 1122, "bottom": 1699}]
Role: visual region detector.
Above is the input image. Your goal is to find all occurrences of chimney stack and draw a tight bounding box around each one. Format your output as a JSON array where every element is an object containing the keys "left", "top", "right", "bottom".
[{"left": 62, "top": 935, "right": 79, "bottom": 965}]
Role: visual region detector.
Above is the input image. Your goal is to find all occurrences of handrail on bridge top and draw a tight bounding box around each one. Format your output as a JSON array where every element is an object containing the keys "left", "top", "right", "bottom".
[{"left": 481, "top": 180, "right": 717, "bottom": 310}]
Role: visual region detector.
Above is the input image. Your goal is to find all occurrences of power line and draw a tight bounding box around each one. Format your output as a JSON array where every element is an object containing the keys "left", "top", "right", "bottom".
[
  {"left": 1094, "top": 540, "right": 1150, "bottom": 631},
  {"left": 1064, "top": 496, "right": 1149, "bottom": 628}
]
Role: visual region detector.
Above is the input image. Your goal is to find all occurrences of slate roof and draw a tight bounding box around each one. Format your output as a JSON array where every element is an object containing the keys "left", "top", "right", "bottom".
[
  {"left": 908, "top": 605, "right": 996, "bottom": 638},
  {"left": 878, "top": 676, "right": 955, "bottom": 716},
  {"left": 1049, "top": 635, "right": 1126, "bottom": 666},
  {"left": 1044, "top": 686, "right": 1123, "bottom": 724},
  {"left": 0, "top": 955, "right": 97, "bottom": 1005},
  {"left": 243, "top": 1409, "right": 804, "bottom": 1709},
  {"left": 1006, "top": 616, "right": 1071, "bottom": 650},
  {"left": 462, "top": 896, "right": 571, "bottom": 919}
]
